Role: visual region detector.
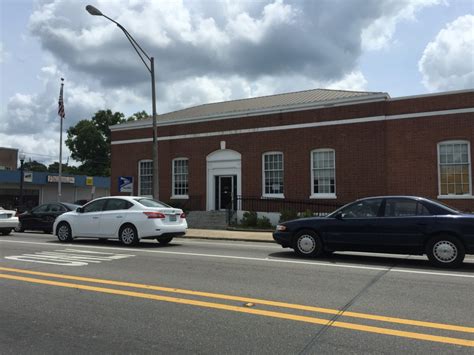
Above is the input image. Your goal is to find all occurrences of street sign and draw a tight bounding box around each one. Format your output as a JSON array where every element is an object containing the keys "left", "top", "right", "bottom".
[
  {"left": 119, "top": 176, "right": 133, "bottom": 193},
  {"left": 24, "top": 172, "right": 33, "bottom": 182}
]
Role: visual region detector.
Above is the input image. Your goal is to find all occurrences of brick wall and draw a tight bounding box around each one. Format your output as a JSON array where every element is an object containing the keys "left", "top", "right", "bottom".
[{"left": 111, "top": 91, "right": 474, "bottom": 211}]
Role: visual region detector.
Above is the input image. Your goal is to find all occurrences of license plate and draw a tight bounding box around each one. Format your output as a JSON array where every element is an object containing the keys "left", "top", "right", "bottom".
[{"left": 169, "top": 215, "right": 177, "bottom": 222}]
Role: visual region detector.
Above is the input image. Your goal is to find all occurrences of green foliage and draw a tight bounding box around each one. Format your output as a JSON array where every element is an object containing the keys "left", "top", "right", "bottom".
[
  {"left": 300, "top": 209, "right": 314, "bottom": 218},
  {"left": 279, "top": 209, "right": 299, "bottom": 222},
  {"left": 240, "top": 212, "right": 273, "bottom": 229},
  {"left": 256, "top": 215, "right": 272, "bottom": 229},
  {"left": 23, "top": 160, "right": 47, "bottom": 172},
  {"left": 241, "top": 211, "right": 258, "bottom": 227},
  {"left": 65, "top": 109, "right": 148, "bottom": 176},
  {"left": 126, "top": 111, "right": 149, "bottom": 122}
]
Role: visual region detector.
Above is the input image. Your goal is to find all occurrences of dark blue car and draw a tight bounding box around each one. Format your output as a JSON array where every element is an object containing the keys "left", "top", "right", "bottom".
[{"left": 273, "top": 196, "right": 474, "bottom": 268}]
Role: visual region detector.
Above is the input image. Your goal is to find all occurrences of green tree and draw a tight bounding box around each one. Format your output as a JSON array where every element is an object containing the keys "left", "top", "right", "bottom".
[
  {"left": 126, "top": 110, "right": 149, "bottom": 122},
  {"left": 66, "top": 109, "right": 148, "bottom": 176},
  {"left": 47, "top": 162, "right": 84, "bottom": 175},
  {"left": 23, "top": 160, "right": 48, "bottom": 172}
]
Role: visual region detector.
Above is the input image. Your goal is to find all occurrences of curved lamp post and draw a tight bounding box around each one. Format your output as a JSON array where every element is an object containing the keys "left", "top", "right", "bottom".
[
  {"left": 86, "top": 5, "right": 159, "bottom": 199},
  {"left": 18, "top": 152, "right": 26, "bottom": 211}
]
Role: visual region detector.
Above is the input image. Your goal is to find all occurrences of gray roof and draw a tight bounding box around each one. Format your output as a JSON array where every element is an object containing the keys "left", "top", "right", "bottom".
[{"left": 113, "top": 88, "right": 389, "bottom": 129}]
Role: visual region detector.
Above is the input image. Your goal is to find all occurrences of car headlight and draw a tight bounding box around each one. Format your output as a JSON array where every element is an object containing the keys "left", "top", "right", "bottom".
[{"left": 276, "top": 224, "right": 287, "bottom": 231}]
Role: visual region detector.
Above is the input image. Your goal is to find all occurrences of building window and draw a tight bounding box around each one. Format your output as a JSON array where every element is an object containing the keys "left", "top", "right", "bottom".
[
  {"left": 262, "top": 152, "right": 284, "bottom": 197},
  {"left": 172, "top": 158, "right": 189, "bottom": 198},
  {"left": 438, "top": 141, "right": 471, "bottom": 197},
  {"left": 311, "top": 149, "right": 336, "bottom": 198},
  {"left": 138, "top": 160, "right": 153, "bottom": 196}
]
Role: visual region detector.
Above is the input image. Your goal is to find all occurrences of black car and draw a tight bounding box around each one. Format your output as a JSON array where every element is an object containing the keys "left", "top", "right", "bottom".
[
  {"left": 273, "top": 196, "right": 474, "bottom": 268},
  {"left": 15, "top": 202, "right": 80, "bottom": 234}
]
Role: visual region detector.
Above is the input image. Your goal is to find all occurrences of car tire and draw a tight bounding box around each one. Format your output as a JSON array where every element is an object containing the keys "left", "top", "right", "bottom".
[
  {"left": 57, "top": 222, "right": 73, "bottom": 242},
  {"left": 14, "top": 222, "right": 24, "bottom": 233},
  {"left": 426, "top": 235, "right": 465, "bottom": 268},
  {"left": 293, "top": 229, "right": 324, "bottom": 257},
  {"left": 119, "top": 224, "right": 139, "bottom": 246},
  {"left": 157, "top": 236, "right": 173, "bottom": 245}
]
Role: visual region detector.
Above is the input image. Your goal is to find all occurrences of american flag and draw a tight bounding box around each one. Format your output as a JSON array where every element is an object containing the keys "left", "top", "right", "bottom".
[{"left": 58, "top": 78, "right": 65, "bottom": 119}]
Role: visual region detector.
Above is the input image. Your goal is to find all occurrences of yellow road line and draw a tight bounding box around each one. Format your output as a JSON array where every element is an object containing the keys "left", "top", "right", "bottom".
[
  {"left": 1, "top": 266, "right": 472, "bottom": 334},
  {"left": 1, "top": 273, "right": 472, "bottom": 347}
]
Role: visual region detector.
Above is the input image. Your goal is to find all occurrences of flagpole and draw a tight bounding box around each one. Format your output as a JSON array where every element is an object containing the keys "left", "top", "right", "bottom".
[{"left": 58, "top": 78, "right": 65, "bottom": 202}]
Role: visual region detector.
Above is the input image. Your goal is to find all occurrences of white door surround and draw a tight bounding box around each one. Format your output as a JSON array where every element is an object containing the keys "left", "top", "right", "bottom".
[{"left": 206, "top": 149, "right": 241, "bottom": 211}]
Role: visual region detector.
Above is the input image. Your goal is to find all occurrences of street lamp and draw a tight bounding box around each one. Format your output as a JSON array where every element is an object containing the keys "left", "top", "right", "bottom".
[
  {"left": 86, "top": 4, "right": 159, "bottom": 199},
  {"left": 18, "top": 152, "right": 26, "bottom": 211}
]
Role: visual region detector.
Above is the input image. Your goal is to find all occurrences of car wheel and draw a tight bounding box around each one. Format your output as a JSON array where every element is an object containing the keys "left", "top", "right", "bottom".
[
  {"left": 157, "top": 236, "right": 173, "bottom": 245},
  {"left": 57, "top": 222, "right": 73, "bottom": 242},
  {"left": 119, "top": 224, "right": 139, "bottom": 246},
  {"left": 14, "top": 222, "right": 24, "bottom": 232},
  {"left": 293, "top": 229, "right": 324, "bottom": 257},
  {"left": 426, "top": 235, "right": 465, "bottom": 268}
]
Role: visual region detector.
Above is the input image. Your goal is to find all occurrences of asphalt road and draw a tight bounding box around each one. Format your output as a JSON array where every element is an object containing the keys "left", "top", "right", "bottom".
[{"left": 1, "top": 232, "right": 473, "bottom": 354}]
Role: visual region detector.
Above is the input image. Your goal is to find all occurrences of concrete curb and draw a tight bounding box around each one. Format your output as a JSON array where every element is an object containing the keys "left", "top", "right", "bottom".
[
  {"left": 178, "top": 228, "right": 275, "bottom": 243},
  {"left": 177, "top": 235, "right": 276, "bottom": 243}
]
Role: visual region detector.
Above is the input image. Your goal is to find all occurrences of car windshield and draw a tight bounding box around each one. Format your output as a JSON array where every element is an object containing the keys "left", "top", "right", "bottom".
[
  {"left": 134, "top": 198, "right": 171, "bottom": 208},
  {"left": 63, "top": 203, "right": 80, "bottom": 210}
]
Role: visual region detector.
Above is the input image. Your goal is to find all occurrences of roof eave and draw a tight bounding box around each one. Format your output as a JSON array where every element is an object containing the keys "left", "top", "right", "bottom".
[{"left": 110, "top": 92, "right": 390, "bottom": 132}]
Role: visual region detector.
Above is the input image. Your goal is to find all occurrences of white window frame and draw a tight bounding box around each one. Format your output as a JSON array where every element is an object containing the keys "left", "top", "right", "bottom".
[
  {"left": 172, "top": 158, "right": 189, "bottom": 199},
  {"left": 310, "top": 148, "right": 336, "bottom": 199},
  {"left": 262, "top": 152, "right": 284, "bottom": 198},
  {"left": 437, "top": 140, "right": 472, "bottom": 199},
  {"left": 138, "top": 159, "right": 153, "bottom": 197}
]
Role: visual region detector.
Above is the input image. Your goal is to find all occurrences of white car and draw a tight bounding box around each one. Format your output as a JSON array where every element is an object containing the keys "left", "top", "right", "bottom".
[
  {"left": 0, "top": 207, "right": 19, "bottom": 235},
  {"left": 53, "top": 196, "right": 187, "bottom": 246}
]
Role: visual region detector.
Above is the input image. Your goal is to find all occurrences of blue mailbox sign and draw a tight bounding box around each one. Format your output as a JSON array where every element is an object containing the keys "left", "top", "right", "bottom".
[{"left": 118, "top": 176, "right": 133, "bottom": 193}]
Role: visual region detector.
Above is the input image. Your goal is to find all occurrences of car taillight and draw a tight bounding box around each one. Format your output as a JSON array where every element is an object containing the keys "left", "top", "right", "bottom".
[
  {"left": 143, "top": 212, "right": 166, "bottom": 219},
  {"left": 180, "top": 212, "right": 186, "bottom": 219}
]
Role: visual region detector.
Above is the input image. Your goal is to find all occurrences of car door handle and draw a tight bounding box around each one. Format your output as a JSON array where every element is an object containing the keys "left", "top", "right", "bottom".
[
  {"left": 92, "top": 216, "right": 99, "bottom": 219},
  {"left": 116, "top": 216, "right": 123, "bottom": 218}
]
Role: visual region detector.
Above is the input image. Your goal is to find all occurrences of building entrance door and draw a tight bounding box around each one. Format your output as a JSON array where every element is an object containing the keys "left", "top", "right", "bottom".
[{"left": 215, "top": 175, "right": 236, "bottom": 210}]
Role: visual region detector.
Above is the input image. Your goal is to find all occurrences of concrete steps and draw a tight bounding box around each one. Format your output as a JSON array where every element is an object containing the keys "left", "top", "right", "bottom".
[{"left": 186, "top": 211, "right": 228, "bottom": 230}]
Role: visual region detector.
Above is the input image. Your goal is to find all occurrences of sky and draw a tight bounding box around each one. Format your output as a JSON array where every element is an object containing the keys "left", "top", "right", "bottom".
[{"left": 0, "top": 0, "right": 473, "bottom": 167}]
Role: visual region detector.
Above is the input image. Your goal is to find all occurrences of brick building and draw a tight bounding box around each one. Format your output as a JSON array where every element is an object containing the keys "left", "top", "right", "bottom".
[{"left": 110, "top": 88, "right": 474, "bottom": 213}]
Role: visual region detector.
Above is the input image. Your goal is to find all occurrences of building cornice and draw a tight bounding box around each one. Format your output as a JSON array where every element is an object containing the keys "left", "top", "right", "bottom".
[{"left": 112, "top": 107, "right": 474, "bottom": 145}]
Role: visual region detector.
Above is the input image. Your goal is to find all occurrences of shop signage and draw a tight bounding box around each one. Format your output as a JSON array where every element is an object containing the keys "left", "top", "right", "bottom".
[{"left": 47, "top": 175, "right": 75, "bottom": 184}]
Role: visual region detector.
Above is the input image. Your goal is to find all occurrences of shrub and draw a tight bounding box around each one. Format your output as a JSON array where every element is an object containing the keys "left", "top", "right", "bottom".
[
  {"left": 279, "top": 209, "right": 298, "bottom": 222},
  {"left": 241, "top": 211, "right": 258, "bottom": 227},
  {"left": 256, "top": 216, "right": 272, "bottom": 229},
  {"left": 300, "top": 209, "right": 314, "bottom": 218}
]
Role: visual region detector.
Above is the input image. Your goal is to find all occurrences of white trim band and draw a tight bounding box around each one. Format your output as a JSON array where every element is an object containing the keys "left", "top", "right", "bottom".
[{"left": 112, "top": 108, "right": 474, "bottom": 145}]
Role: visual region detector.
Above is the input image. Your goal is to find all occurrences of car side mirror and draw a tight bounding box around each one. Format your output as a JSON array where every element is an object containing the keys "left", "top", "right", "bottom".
[{"left": 76, "top": 207, "right": 84, "bottom": 213}]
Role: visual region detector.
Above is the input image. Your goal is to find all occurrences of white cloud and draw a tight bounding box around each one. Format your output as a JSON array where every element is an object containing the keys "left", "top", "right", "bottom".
[
  {"left": 362, "top": 0, "right": 443, "bottom": 51},
  {"left": 419, "top": 14, "right": 474, "bottom": 91},
  {"left": 227, "top": 0, "right": 297, "bottom": 43}
]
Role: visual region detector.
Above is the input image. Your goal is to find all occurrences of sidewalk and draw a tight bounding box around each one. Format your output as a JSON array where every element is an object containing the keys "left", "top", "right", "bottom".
[{"left": 182, "top": 228, "right": 275, "bottom": 243}]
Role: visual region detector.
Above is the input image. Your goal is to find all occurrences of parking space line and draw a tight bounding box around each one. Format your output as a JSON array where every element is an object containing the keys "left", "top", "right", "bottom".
[{"left": 1, "top": 240, "right": 473, "bottom": 278}]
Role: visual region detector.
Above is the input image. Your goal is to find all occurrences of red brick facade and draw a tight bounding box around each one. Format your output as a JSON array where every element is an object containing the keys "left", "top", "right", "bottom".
[{"left": 111, "top": 90, "right": 474, "bottom": 212}]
